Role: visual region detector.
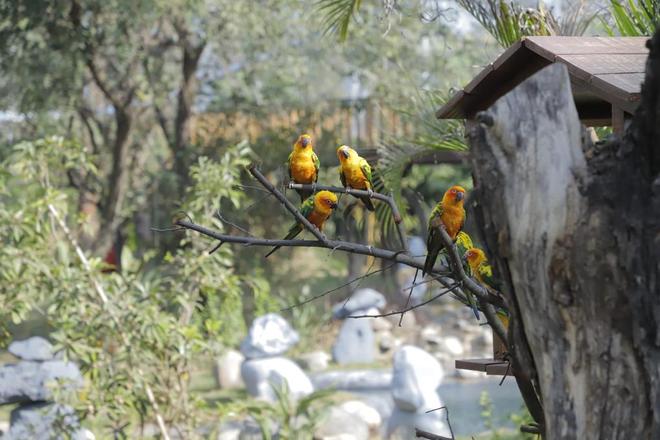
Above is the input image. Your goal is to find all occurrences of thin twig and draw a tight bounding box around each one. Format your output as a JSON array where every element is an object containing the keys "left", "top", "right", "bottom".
[
  {"left": 399, "top": 268, "right": 419, "bottom": 327},
  {"left": 48, "top": 204, "right": 171, "bottom": 440},
  {"left": 280, "top": 263, "right": 397, "bottom": 311},
  {"left": 424, "top": 406, "right": 455, "bottom": 440},
  {"left": 348, "top": 283, "right": 461, "bottom": 319},
  {"left": 415, "top": 428, "right": 452, "bottom": 440}
]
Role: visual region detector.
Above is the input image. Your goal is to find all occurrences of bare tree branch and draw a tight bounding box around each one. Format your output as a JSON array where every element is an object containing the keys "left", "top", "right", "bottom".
[{"left": 415, "top": 428, "right": 452, "bottom": 440}]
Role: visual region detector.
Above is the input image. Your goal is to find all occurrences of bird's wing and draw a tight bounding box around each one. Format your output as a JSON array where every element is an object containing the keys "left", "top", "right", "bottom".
[
  {"left": 312, "top": 152, "right": 320, "bottom": 182},
  {"left": 299, "top": 196, "right": 316, "bottom": 218},
  {"left": 359, "top": 158, "right": 373, "bottom": 188},
  {"left": 479, "top": 263, "right": 501, "bottom": 291},
  {"left": 456, "top": 231, "right": 473, "bottom": 255}
]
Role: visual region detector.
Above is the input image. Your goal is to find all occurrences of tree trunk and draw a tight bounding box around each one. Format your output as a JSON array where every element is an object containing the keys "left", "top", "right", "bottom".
[
  {"left": 173, "top": 42, "right": 205, "bottom": 193},
  {"left": 467, "top": 33, "right": 660, "bottom": 439}
]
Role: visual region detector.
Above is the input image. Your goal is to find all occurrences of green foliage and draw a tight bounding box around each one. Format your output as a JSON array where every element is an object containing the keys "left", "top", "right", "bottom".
[
  {"left": 478, "top": 391, "right": 538, "bottom": 440},
  {"left": 316, "top": 0, "right": 363, "bottom": 41},
  {"left": 604, "top": 0, "right": 659, "bottom": 36},
  {"left": 218, "top": 382, "right": 336, "bottom": 439},
  {"left": 456, "top": 0, "right": 558, "bottom": 47},
  {"left": 0, "top": 137, "right": 260, "bottom": 437}
]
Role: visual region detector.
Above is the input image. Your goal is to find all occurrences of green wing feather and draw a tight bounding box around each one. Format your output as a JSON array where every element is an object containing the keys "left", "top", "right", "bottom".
[
  {"left": 312, "top": 152, "right": 320, "bottom": 183},
  {"left": 478, "top": 262, "right": 501, "bottom": 291},
  {"left": 359, "top": 158, "right": 373, "bottom": 188},
  {"left": 423, "top": 204, "right": 444, "bottom": 276}
]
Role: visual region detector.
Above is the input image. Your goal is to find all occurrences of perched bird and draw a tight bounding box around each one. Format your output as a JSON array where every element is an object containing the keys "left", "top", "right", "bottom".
[
  {"left": 336, "top": 145, "right": 375, "bottom": 211},
  {"left": 423, "top": 185, "right": 466, "bottom": 276},
  {"left": 288, "top": 134, "right": 320, "bottom": 201},
  {"left": 265, "top": 191, "right": 338, "bottom": 258},
  {"left": 464, "top": 247, "right": 501, "bottom": 292}
]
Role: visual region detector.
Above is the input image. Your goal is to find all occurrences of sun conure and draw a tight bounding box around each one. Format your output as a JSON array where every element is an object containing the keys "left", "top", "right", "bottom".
[
  {"left": 288, "top": 134, "right": 320, "bottom": 201},
  {"left": 265, "top": 191, "right": 338, "bottom": 258},
  {"left": 465, "top": 247, "right": 508, "bottom": 322},
  {"left": 423, "top": 185, "right": 466, "bottom": 276},
  {"left": 440, "top": 231, "right": 479, "bottom": 319},
  {"left": 336, "top": 145, "right": 375, "bottom": 211}
]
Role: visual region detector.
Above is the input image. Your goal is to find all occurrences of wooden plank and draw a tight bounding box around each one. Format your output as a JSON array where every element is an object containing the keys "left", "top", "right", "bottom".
[
  {"left": 612, "top": 104, "right": 625, "bottom": 135},
  {"left": 525, "top": 36, "right": 648, "bottom": 56},
  {"left": 558, "top": 54, "right": 647, "bottom": 75},
  {"left": 593, "top": 72, "right": 645, "bottom": 96},
  {"left": 486, "top": 362, "right": 511, "bottom": 376},
  {"left": 455, "top": 358, "right": 503, "bottom": 372}
]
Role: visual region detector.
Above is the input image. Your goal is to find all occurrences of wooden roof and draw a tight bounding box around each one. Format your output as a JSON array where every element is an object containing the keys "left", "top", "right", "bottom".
[{"left": 436, "top": 36, "right": 649, "bottom": 123}]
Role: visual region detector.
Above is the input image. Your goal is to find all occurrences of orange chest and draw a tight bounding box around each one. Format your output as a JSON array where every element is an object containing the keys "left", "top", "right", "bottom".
[
  {"left": 440, "top": 207, "right": 464, "bottom": 239},
  {"left": 307, "top": 209, "right": 330, "bottom": 230},
  {"left": 291, "top": 155, "right": 316, "bottom": 183}
]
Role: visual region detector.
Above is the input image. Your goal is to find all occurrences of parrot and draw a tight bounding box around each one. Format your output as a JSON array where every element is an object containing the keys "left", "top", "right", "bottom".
[
  {"left": 336, "top": 145, "right": 375, "bottom": 211},
  {"left": 288, "top": 134, "right": 320, "bottom": 202},
  {"left": 465, "top": 247, "right": 505, "bottom": 320},
  {"left": 437, "top": 230, "right": 479, "bottom": 319},
  {"left": 423, "top": 185, "right": 466, "bottom": 277},
  {"left": 265, "top": 191, "right": 338, "bottom": 258}
]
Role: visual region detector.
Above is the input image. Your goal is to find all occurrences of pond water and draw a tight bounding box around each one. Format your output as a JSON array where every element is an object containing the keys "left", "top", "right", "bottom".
[{"left": 347, "top": 376, "right": 524, "bottom": 437}]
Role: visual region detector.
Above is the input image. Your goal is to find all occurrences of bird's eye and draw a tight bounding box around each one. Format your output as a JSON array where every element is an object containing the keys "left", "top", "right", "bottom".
[{"left": 450, "top": 189, "right": 456, "bottom": 194}]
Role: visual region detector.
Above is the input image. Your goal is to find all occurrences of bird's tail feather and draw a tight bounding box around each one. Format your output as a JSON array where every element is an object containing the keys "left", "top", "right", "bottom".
[
  {"left": 264, "top": 225, "right": 303, "bottom": 258},
  {"left": 360, "top": 196, "right": 375, "bottom": 211},
  {"left": 423, "top": 249, "right": 439, "bottom": 276}
]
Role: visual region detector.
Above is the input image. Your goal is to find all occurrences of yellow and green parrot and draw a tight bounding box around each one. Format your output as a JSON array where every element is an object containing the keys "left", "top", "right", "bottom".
[
  {"left": 265, "top": 191, "right": 338, "bottom": 258},
  {"left": 465, "top": 247, "right": 506, "bottom": 321},
  {"left": 423, "top": 185, "right": 467, "bottom": 276},
  {"left": 438, "top": 230, "right": 479, "bottom": 319},
  {"left": 288, "top": 134, "right": 320, "bottom": 202},
  {"left": 336, "top": 145, "right": 375, "bottom": 211}
]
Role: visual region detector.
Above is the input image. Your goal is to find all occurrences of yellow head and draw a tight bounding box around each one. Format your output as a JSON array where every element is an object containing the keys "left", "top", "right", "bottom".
[
  {"left": 464, "top": 247, "right": 487, "bottom": 271},
  {"left": 294, "top": 134, "right": 313, "bottom": 151},
  {"left": 336, "top": 145, "right": 355, "bottom": 163},
  {"left": 314, "top": 190, "right": 339, "bottom": 214},
  {"left": 441, "top": 185, "right": 466, "bottom": 206}
]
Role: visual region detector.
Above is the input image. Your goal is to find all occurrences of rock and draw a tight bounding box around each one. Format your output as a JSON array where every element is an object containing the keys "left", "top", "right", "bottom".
[
  {"left": 407, "top": 236, "right": 426, "bottom": 259},
  {"left": 440, "top": 336, "right": 464, "bottom": 356},
  {"left": 371, "top": 316, "right": 392, "bottom": 332},
  {"left": 312, "top": 370, "right": 392, "bottom": 391},
  {"left": 240, "top": 314, "right": 299, "bottom": 359},
  {"left": 297, "top": 351, "right": 330, "bottom": 372},
  {"left": 241, "top": 357, "right": 313, "bottom": 402},
  {"left": 339, "top": 400, "right": 381, "bottom": 430},
  {"left": 386, "top": 410, "right": 450, "bottom": 439},
  {"left": 420, "top": 326, "right": 442, "bottom": 347},
  {"left": 332, "top": 318, "right": 375, "bottom": 365},
  {"left": 378, "top": 331, "right": 395, "bottom": 353},
  {"left": 0, "top": 360, "right": 82, "bottom": 405},
  {"left": 390, "top": 345, "right": 444, "bottom": 412},
  {"left": 332, "top": 289, "right": 386, "bottom": 319},
  {"left": 7, "top": 402, "right": 92, "bottom": 440},
  {"left": 469, "top": 330, "right": 493, "bottom": 354},
  {"left": 8, "top": 337, "right": 55, "bottom": 361},
  {"left": 314, "top": 406, "right": 369, "bottom": 440},
  {"left": 216, "top": 420, "right": 242, "bottom": 440},
  {"left": 214, "top": 350, "right": 245, "bottom": 390}
]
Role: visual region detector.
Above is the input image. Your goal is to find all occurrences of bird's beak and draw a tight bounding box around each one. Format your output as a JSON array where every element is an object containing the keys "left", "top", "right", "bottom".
[
  {"left": 455, "top": 192, "right": 464, "bottom": 202},
  {"left": 329, "top": 201, "right": 338, "bottom": 209},
  {"left": 341, "top": 149, "right": 350, "bottom": 159},
  {"left": 301, "top": 137, "right": 310, "bottom": 147}
]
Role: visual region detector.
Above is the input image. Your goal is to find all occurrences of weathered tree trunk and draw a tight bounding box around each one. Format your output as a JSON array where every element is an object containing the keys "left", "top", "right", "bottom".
[{"left": 467, "top": 33, "right": 660, "bottom": 439}]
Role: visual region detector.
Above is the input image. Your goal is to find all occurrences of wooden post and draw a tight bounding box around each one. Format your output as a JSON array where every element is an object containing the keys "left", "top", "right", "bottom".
[{"left": 612, "top": 104, "right": 625, "bottom": 135}]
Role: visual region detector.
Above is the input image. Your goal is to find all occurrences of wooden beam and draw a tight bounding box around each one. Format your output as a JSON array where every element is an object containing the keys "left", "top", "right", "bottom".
[{"left": 612, "top": 104, "right": 625, "bottom": 135}]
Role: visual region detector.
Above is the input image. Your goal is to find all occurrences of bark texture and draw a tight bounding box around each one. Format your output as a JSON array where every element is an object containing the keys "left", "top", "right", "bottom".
[{"left": 467, "top": 33, "right": 660, "bottom": 439}]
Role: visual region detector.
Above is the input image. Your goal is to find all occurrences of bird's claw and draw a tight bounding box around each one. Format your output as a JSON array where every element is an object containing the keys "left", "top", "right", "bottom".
[
  {"left": 367, "top": 189, "right": 374, "bottom": 198},
  {"left": 311, "top": 183, "right": 317, "bottom": 193}
]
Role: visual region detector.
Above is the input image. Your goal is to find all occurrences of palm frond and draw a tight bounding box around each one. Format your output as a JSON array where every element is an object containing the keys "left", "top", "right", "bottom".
[
  {"left": 316, "top": 0, "right": 363, "bottom": 41},
  {"left": 457, "top": 0, "right": 559, "bottom": 47},
  {"left": 604, "top": 0, "right": 659, "bottom": 36}
]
